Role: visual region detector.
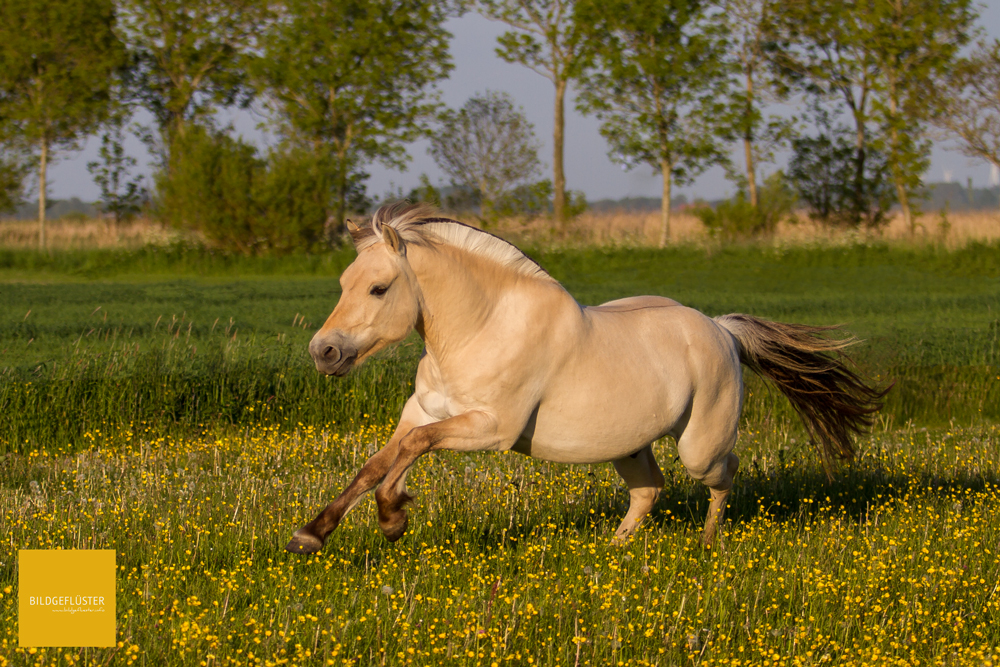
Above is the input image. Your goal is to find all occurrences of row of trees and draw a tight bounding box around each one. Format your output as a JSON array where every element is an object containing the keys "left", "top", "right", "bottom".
[
  {"left": 0, "top": 0, "right": 453, "bottom": 250},
  {"left": 0, "top": 0, "right": 999, "bottom": 250},
  {"left": 481, "top": 0, "right": 995, "bottom": 245}
]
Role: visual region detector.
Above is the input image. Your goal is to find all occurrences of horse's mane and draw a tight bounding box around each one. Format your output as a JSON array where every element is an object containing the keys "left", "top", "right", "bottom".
[{"left": 350, "top": 202, "right": 554, "bottom": 282}]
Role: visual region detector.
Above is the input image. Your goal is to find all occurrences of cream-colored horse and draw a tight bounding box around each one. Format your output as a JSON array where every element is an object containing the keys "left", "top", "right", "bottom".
[{"left": 286, "top": 203, "right": 885, "bottom": 554}]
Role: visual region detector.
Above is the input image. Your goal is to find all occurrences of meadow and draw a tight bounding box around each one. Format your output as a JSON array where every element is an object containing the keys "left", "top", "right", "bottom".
[{"left": 1, "top": 234, "right": 999, "bottom": 665}]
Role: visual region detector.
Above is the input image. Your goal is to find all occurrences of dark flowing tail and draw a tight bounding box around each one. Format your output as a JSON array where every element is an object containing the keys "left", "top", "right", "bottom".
[{"left": 715, "top": 313, "right": 890, "bottom": 473}]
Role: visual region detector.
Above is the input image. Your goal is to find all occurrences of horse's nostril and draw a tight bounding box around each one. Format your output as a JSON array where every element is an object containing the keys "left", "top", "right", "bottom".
[{"left": 323, "top": 345, "right": 335, "bottom": 359}]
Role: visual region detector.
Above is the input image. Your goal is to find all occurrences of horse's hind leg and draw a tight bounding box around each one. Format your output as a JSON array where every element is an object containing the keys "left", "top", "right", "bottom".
[
  {"left": 610, "top": 445, "right": 665, "bottom": 544},
  {"left": 676, "top": 410, "right": 741, "bottom": 547},
  {"left": 701, "top": 453, "right": 739, "bottom": 547}
]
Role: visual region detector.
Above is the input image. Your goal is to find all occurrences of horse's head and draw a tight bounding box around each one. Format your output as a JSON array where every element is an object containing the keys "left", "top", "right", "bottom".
[{"left": 309, "top": 221, "right": 419, "bottom": 376}]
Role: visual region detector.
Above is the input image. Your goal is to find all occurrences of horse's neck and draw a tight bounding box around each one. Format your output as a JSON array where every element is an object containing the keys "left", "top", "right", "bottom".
[{"left": 410, "top": 243, "right": 518, "bottom": 357}]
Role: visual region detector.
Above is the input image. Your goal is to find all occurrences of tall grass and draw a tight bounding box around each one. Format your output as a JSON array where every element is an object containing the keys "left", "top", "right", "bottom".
[{"left": 0, "top": 327, "right": 421, "bottom": 455}]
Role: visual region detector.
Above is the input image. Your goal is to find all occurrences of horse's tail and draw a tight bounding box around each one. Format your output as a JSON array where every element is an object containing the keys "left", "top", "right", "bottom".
[{"left": 714, "top": 313, "right": 889, "bottom": 472}]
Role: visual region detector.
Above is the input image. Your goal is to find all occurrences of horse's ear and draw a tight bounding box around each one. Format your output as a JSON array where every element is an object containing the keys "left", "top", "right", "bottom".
[
  {"left": 382, "top": 224, "right": 405, "bottom": 256},
  {"left": 346, "top": 219, "right": 364, "bottom": 247}
]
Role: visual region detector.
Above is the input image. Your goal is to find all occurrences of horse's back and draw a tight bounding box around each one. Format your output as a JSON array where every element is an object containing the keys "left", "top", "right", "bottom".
[{"left": 588, "top": 295, "right": 684, "bottom": 312}]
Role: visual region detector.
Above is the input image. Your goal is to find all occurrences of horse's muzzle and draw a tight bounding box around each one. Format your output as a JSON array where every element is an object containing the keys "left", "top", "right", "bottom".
[{"left": 309, "top": 331, "right": 358, "bottom": 376}]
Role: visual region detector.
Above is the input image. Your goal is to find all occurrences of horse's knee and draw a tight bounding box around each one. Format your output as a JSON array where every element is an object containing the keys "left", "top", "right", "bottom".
[{"left": 684, "top": 451, "right": 739, "bottom": 489}]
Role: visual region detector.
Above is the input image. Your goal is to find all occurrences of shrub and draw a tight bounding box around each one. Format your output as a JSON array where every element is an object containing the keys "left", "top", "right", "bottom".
[
  {"left": 155, "top": 127, "right": 367, "bottom": 252},
  {"left": 156, "top": 126, "right": 262, "bottom": 251},
  {"left": 788, "top": 129, "right": 895, "bottom": 229},
  {"left": 695, "top": 172, "right": 797, "bottom": 239}
]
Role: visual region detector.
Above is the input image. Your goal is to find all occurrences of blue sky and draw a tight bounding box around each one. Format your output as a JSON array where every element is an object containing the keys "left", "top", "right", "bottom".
[{"left": 47, "top": 1, "right": 1000, "bottom": 204}]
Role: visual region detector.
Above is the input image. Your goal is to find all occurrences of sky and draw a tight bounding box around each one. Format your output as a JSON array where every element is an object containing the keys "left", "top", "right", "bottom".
[{"left": 46, "top": 1, "right": 1000, "bottom": 204}]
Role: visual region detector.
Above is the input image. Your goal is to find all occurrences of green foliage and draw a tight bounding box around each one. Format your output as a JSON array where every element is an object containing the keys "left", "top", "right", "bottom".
[
  {"left": 695, "top": 172, "right": 797, "bottom": 239},
  {"left": 405, "top": 174, "right": 443, "bottom": 208},
  {"left": 257, "top": 143, "right": 369, "bottom": 251},
  {"left": 864, "top": 0, "right": 976, "bottom": 226},
  {"left": 574, "top": 0, "right": 727, "bottom": 178},
  {"left": 932, "top": 40, "right": 1000, "bottom": 209},
  {"left": 0, "top": 0, "right": 126, "bottom": 244},
  {"left": 0, "top": 0, "right": 125, "bottom": 146},
  {"left": 0, "top": 145, "right": 29, "bottom": 214},
  {"left": 766, "top": 0, "right": 975, "bottom": 230},
  {"left": 156, "top": 125, "right": 262, "bottom": 251},
  {"left": 476, "top": 0, "right": 588, "bottom": 222},
  {"left": 253, "top": 0, "right": 452, "bottom": 227},
  {"left": 119, "top": 0, "right": 261, "bottom": 151},
  {"left": 788, "top": 124, "right": 895, "bottom": 228},
  {"left": 566, "top": 189, "right": 589, "bottom": 218},
  {"left": 429, "top": 91, "right": 542, "bottom": 219},
  {"left": 156, "top": 126, "right": 354, "bottom": 252}
]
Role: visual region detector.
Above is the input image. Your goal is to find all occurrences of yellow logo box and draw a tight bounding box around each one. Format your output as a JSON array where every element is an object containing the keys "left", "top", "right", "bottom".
[{"left": 18, "top": 550, "right": 116, "bottom": 647}]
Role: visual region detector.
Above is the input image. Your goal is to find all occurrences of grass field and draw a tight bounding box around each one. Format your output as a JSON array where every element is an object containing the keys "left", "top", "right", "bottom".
[{"left": 1, "top": 240, "right": 999, "bottom": 665}]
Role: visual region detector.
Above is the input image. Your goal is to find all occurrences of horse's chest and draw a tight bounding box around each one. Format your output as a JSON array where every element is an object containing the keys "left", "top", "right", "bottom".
[{"left": 416, "top": 387, "right": 459, "bottom": 421}]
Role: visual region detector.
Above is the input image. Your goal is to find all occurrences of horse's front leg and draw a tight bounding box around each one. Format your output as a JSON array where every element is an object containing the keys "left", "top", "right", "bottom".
[
  {"left": 375, "top": 410, "right": 501, "bottom": 542},
  {"left": 285, "top": 398, "right": 429, "bottom": 554}
]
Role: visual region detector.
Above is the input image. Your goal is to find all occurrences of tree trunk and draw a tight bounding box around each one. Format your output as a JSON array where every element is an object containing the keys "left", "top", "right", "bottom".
[
  {"left": 553, "top": 78, "right": 567, "bottom": 227},
  {"left": 888, "top": 80, "right": 913, "bottom": 234},
  {"left": 895, "top": 176, "right": 912, "bottom": 234},
  {"left": 38, "top": 136, "right": 48, "bottom": 251},
  {"left": 854, "top": 122, "right": 867, "bottom": 226},
  {"left": 744, "top": 67, "right": 757, "bottom": 208},
  {"left": 336, "top": 162, "right": 347, "bottom": 230},
  {"left": 659, "top": 158, "right": 672, "bottom": 248}
]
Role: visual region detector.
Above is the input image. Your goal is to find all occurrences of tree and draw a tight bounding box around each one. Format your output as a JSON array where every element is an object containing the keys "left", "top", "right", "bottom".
[
  {"left": 766, "top": 0, "right": 882, "bottom": 228},
  {"left": 0, "top": 0, "right": 126, "bottom": 248},
  {"left": 575, "top": 0, "right": 728, "bottom": 247},
  {"left": 253, "top": 0, "right": 452, "bottom": 229},
  {"left": 767, "top": 0, "right": 974, "bottom": 231},
  {"left": 932, "top": 41, "right": 1000, "bottom": 216},
  {"left": 429, "top": 91, "right": 542, "bottom": 218},
  {"left": 720, "top": 0, "right": 795, "bottom": 208},
  {"left": 866, "top": 0, "right": 975, "bottom": 233},
  {"left": 477, "top": 0, "right": 586, "bottom": 224},
  {"left": 118, "top": 0, "right": 262, "bottom": 158},
  {"left": 87, "top": 124, "right": 149, "bottom": 225}
]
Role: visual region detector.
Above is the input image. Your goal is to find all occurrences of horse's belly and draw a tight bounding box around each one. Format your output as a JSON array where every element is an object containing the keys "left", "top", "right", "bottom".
[{"left": 512, "top": 392, "right": 685, "bottom": 464}]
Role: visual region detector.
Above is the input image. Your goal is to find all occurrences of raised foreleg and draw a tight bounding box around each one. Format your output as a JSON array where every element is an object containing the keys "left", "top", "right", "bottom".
[
  {"left": 375, "top": 410, "right": 501, "bottom": 542},
  {"left": 285, "top": 397, "right": 430, "bottom": 554},
  {"left": 610, "top": 445, "right": 666, "bottom": 544}
]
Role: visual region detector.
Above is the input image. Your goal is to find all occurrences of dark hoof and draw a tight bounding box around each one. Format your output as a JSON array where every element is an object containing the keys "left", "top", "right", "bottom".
[
  {"left": 380, "top": 511, "right": 408, "bottom": 542},
  {"left": 285, "top": 529, "right": 323, "bottom": 554}
]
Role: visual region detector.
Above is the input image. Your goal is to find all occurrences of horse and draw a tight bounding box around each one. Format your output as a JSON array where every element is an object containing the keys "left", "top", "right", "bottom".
[{"left": 285, "top": 203, "right": 886, "bottom": 554}]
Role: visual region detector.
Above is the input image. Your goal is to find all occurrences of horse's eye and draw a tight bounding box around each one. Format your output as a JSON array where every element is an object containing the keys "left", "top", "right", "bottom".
[{"left": 370, "top": 285, "right": 388, "bottom": 297}]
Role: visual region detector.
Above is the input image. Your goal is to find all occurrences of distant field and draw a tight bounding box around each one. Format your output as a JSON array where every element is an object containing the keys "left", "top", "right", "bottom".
[{"left": 2, "top": 207, "right": 999, "bottom": 251}]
